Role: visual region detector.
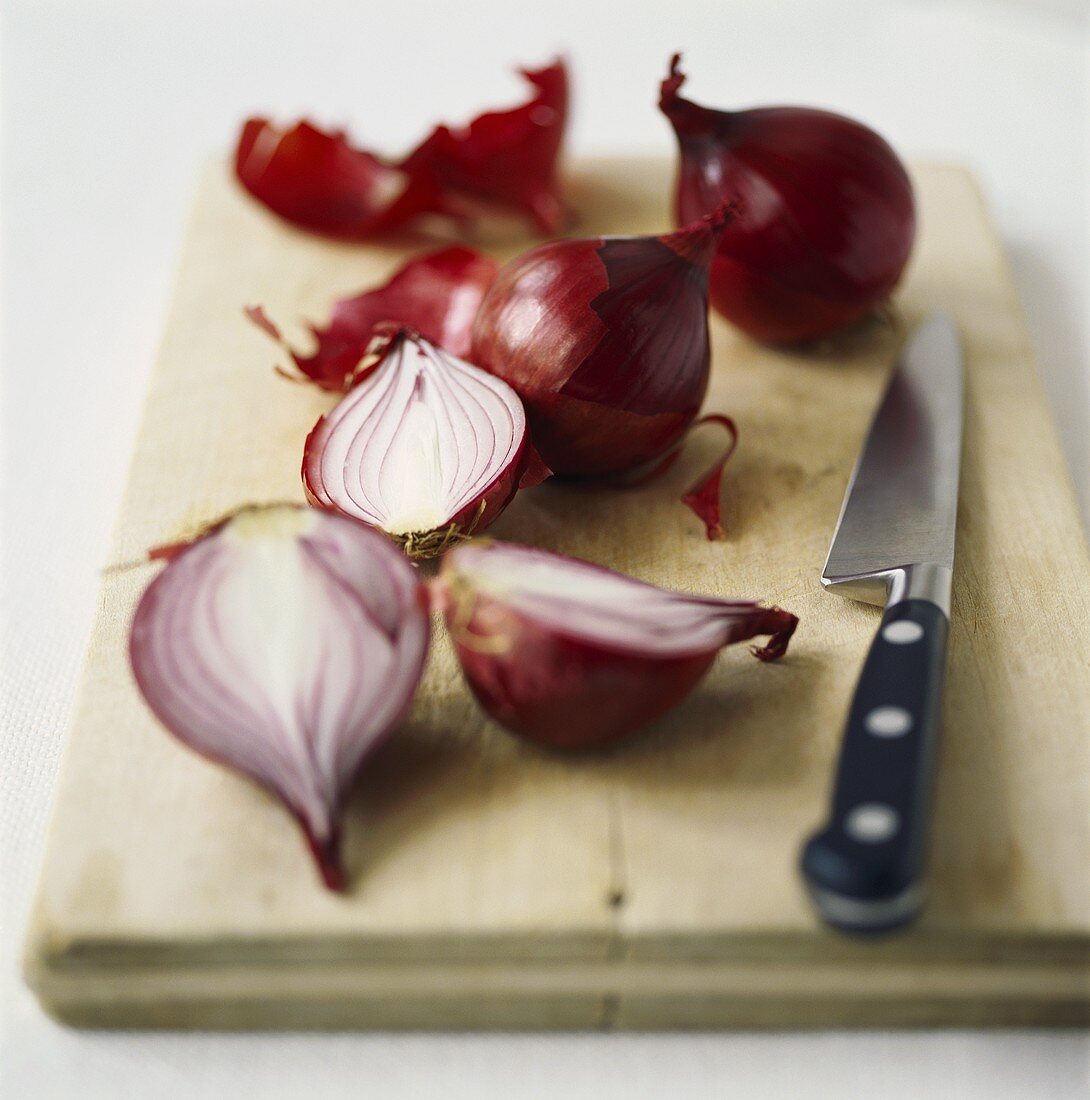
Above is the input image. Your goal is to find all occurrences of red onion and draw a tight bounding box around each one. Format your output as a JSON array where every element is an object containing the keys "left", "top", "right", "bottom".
[
  {"left": 470, "top": 205, "right": 735, "bottom": 477},
  {"left": 303, "top": 329, "right": 541, "bottom": 557},
  {"left": 246, "top": 247, "right": 498, "bottom": 392},
  {"left": 659, "top": 55, "right": 916, "bottom": 344},
  {"left": 129, "top": 504, "right": 430, "bottom": 890},
  {"left": 439, "top": 541, "right": 798, "bottom": 750},
  {"left": 234, "top": 58, "right": 568, "bottom": 239}
]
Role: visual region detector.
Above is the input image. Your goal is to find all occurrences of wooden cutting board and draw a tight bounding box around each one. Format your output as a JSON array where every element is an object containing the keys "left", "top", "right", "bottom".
[{"left": 24, "top": 157, "right": 1090, "bottom": 1029}]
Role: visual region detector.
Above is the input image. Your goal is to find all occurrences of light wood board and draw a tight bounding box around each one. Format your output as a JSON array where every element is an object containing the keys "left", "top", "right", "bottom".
[{"left": 24, "top": 158, "right": 1090, "bottom": 1029}]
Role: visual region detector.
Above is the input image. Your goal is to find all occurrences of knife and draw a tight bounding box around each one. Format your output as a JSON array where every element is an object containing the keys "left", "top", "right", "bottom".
[{"left": 801, "top": 313, "right": 964, "bottom": 934}]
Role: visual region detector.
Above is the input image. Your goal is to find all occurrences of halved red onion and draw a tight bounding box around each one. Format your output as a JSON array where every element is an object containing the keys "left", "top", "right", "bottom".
[
  {"left": 129, "top": 504, "right": 430, "bottom": 890},
  {"left": 246, "top": 247, "right": 499, "bottom": 392},
  {"left": 303, "top": 329, "right": 538, "bottom": 558},
  {"left": 233, "top": 58, "right": 569, "bottom": 239},
  {"left": 439, "top": 541, "right": 798, "bottom": 750}
]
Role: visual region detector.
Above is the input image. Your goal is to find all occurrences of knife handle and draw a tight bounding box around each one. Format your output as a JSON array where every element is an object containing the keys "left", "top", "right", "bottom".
[{"left": 801, "top": 598, "right": 949, "bottom": 934}]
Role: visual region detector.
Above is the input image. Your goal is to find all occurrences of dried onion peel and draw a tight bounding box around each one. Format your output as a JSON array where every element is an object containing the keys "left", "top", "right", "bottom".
[
  {"left": 246, "top": 247, "right": 499, "bottom": 392},
  {"left": 234, "top": 118, "right": 446, "bottom": 240},
  {"left": 400, "top": 58, "right": 569, "bottom": 234},
  {"left": 234, "top": 58, "right": 568, "bottom": 239}
]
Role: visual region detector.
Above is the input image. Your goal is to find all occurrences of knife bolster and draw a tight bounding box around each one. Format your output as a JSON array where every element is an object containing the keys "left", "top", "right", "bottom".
[
  {"left": 887, "top": 563, "right": 953, "bottom": 616},
  {"left": 823, "top": 562, "right": 953, "bottom": 617}
]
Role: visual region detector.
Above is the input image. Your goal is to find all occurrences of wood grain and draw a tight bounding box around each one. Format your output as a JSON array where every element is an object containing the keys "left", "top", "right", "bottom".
[{"left": 23, "top": 158, "right": 1090, "bottom": 1028}]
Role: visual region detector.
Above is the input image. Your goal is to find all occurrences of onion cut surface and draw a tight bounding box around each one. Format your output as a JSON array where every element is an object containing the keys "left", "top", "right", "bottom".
[
  {"left": 440, "top": 541, "right": 798, "bottom": 749},
  {"left": 129, "top": 504, "right": 430, "bottom": 890},
  {"left": 303, "top": 330, "right": 533, "bottom": 558}
]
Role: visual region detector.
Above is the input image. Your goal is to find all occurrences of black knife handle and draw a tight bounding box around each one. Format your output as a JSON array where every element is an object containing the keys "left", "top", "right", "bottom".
[{"left": 801, "top": 598, "right": 949, "bottom": 934}]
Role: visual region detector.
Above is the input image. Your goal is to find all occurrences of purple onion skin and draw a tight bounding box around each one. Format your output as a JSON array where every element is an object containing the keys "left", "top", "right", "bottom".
[
  {"left": 661, "top": 56, "right": 916, "bottom": 344},
  {"left": 440, "top": 544, "right": 798, "bottom": 751},
  {"left": 247, "top": 247, "right": 499, "bottom": 393},
  {"left": 470, "top": 211, "right": 730, "bottom": 478},
  {"left": 454, "top": 592, "right": 719, "bottom": 750}
]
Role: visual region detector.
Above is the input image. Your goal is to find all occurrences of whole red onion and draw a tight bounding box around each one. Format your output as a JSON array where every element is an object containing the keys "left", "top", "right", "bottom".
[
  {"left": 470, "top": 205, "right": 733, "bottom": 477},
  {"left": 659, "top": 55, "right": 916, "bottom": 344}
]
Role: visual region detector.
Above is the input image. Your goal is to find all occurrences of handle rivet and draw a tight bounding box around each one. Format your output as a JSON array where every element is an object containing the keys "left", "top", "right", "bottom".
[
  {"left": 845, "top": 803, "right": 900, "bottom": 843},
  {"left": 882, "top": 620, "right": 924, "bottom": 644},
  {"left": 865, "top": 706, "right": 913, "bottom": 737}
]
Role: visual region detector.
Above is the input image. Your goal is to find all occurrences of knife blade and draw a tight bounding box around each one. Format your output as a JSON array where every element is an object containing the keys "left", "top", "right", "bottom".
[{"left": 801, "top": 313, "right": 964, "bottom": 934}]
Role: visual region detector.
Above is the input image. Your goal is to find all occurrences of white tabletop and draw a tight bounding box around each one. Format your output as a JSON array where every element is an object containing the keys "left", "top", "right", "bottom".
[{"left": 2, "top": 1, "right": 1088, "bottom": 1097}]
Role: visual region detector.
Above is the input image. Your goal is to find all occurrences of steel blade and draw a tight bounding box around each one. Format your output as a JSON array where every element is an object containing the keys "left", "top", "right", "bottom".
[{"left": 822, "top": 313, "right": 964, "bottom": 603}]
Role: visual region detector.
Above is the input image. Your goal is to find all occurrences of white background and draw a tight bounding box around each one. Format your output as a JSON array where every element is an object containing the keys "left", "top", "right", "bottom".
[{"left": 2, "top": 0, "right": 1088, "bottom": 1097}]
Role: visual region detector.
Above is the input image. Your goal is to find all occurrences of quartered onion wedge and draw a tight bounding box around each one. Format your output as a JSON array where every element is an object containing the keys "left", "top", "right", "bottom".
[{"left": 438, "top": 540, "right": 798, "bottom": 750}]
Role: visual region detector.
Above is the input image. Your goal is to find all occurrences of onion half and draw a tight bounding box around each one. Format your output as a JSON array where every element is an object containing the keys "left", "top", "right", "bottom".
[
  {"left": 439, "top": 540, "right": 798, "bottom": 750},
  {"left": 303, "top": 329, "right": 538, "bottom": 558},
  {"left": 129, "top": 504, "right": 430, "bottom": 890}
]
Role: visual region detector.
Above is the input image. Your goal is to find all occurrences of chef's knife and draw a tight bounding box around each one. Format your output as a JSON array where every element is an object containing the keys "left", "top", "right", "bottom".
[{"left": 801, "top": 313, "right": 964, "bottom": 934}]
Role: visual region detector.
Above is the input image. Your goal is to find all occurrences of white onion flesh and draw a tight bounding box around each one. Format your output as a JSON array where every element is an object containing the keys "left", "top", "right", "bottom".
[
  {"left": 304, "top": 332, "right": 527, "bottom": 544},
  {"left": 447, "top": 541, "right": 768, "bottom": 658},
  {"left": 130, "top": 505, "right": 429, "bottom": 887}
]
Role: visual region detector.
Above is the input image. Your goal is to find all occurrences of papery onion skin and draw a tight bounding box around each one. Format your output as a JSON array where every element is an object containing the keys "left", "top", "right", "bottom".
[
  {"left": 234, "top": 119, "right": 446, "bottom": 240},
  {"left": 303, "top": 329, "right": 535, "bottom": 558},
  {"left": 233, "top": 58, "right": 569, "bottom": 239},
  {"left": 326, "top": 247, "right": 498, "bottom": 362},
  {"left": 402, "top": 58, "right": 570, "bottom": 234},
  {"left": 130, "top": 504, "right": 430, "bottom": 890},
  {"left": 246, "top": 247, "right": 499, "bottom": 392},
  {"left": 470, "top": 208, "right": 732, "bottom": 477},
  {"left": 659, "top": 55, "right": 916, "bottom": 344},
  {"left": 440, "top": 541, "right": 798, "bottom": 750},
  {"left": 680, "top": 414, "right": 738, "bottom": 540}
]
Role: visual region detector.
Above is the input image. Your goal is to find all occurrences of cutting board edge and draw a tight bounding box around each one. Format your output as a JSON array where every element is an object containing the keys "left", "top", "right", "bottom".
[
  {"left": 26, "top": 953, "right": 1090, "bottom": 1031},
  {"left": 25, "top": 906, "right": 1090, "bottom": 974}
]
